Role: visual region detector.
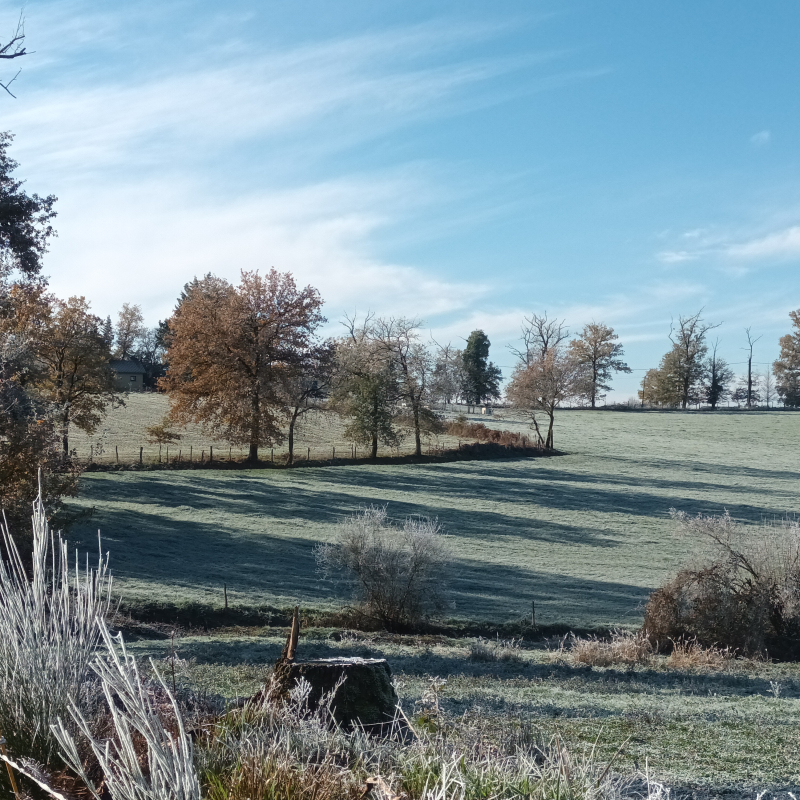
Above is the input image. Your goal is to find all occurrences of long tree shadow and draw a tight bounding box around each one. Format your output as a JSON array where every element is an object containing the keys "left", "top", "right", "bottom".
[
  {"left": 68, "top": 498, "right": 650, "bottom": 623},
  {"left": 136, "top": 635, "right": 800, "bottom": 703}
]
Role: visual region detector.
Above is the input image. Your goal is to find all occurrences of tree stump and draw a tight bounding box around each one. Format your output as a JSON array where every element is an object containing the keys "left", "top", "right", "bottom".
[
  {"left": 275, "top": 656, "right": 399, "bottom": 730},
  {"left": 268, "top": 606, "right": 401, "bottom": 732}
]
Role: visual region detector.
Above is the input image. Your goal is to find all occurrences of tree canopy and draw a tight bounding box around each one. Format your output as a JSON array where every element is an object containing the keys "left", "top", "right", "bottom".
[
  {"left": 161, "top": 269, "right": 325, "bottom": 462},
  {"left": 461, "top": 330, "right": 501, "bottom": 405},
  {"left": 774, "top": 310, "right": 800, "bottom": 408},
  {"left": 0, "top": 132, "right": 56, "bottom": 285}
]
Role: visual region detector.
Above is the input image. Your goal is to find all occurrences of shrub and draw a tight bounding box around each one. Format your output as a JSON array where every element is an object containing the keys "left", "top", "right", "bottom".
[
  {"left": 316, "top": 506, "right": 449, "bottom": 632},
  {"left": 642, "top": 510, "right": 800, "bottom": 659},
  {"left": 445, "top": 419, "right": 532, "bottom": 448},
  {"left": 569, "top": 631, "right": 653, "bottom": 668}
]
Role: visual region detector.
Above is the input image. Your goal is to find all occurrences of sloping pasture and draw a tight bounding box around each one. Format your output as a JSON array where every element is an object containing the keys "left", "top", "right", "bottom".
[{"left": 65, "top": 409, "right": 800, "bottom": 628}]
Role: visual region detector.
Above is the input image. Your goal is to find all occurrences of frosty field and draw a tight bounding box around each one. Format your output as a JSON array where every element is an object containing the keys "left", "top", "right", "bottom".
[{"left": 65, "top": 408, "right": 800, "bottom": 629}]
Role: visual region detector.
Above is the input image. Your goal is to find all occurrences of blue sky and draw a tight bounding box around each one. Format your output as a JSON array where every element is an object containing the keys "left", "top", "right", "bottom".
[{"left": 2, "top": 0, "right": 799, "bottom": 399}]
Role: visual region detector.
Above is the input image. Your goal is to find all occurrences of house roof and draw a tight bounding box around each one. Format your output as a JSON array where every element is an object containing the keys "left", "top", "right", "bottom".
[{"left": 109, "top": 359, "right": 145, "bottom": 374}]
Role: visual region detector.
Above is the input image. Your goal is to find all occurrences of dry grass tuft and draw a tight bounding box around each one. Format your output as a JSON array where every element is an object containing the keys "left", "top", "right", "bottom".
[
  {"left": 468, "top": 636, "right": 523, "bottom": 663},
  {"left": 665, "top": 639, "right": 734, "bottom": 670},
  {"left": 570, "top": 631, "right": 653, "bottom": 668}
]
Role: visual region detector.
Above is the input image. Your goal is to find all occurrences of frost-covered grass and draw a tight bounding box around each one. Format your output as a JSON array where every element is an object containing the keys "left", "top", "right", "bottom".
[
  {"left": 66, "top": 409, "right": 800, "bottom": 628},
  {"left": 128, "top": 628, "right": 800, "bottom": 793}
]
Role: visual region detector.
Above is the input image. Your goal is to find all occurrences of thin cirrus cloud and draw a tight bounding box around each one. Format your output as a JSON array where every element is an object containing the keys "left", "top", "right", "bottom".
[
  {"left": 6, "top": 11, "right": 582, "bottom": 331},
  {"left": 657, "top": 223, "right": 800, "bottom": 266},
  {"left": 750, "top": 130, "right": 771, "bottom": 147}
]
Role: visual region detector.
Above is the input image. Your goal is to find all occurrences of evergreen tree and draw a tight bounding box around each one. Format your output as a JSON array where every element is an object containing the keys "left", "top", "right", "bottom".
[{"left": 460, "top": 330, "right": 501, "bottom": 405}]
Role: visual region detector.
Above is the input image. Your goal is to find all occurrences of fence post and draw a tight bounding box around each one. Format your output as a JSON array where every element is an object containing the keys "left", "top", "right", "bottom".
[
  {"left": 210, "top": 446, "right": 213, "bottom": 464},
  {"left": 89, "top": 445, "right": 93, "bottom": 463},
  {"left": 190, "top": 445, "right": 192, "bottom": 463},
  {"left": 271, "top": 448, "right": 274, "bottom": 463},
  {"left": 116, "top": 445, "right": 119, "bottom": 464},
  {"left": 158, "top": 444, "right": 161, "bottom": 464},
  {"left": 166, "top": 445, "right": 169, "bottom": 464},
  {"left": 307, "top": 446, "right": 310, "bottom": 461},
  {"left": 139, "top": 446, "right": 143, "bottom": 465}
]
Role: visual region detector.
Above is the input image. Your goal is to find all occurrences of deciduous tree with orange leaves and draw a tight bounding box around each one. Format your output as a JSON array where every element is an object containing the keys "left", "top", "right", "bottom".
[{"left": 161, "top": 269, "right": 325, "bottom": 462}]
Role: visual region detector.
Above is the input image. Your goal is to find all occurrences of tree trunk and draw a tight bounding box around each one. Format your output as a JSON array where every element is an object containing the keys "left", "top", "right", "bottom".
[
  {"left": 248, "top": 389, "right": 260, "bottom": 462},
  {"left": 287, "top": 408, "right": 300, "bottom": 466},
  {"left": 61, "top": 409, "right": 70, "bottom": 460},
  {"left": 591, "top": 363, "right": 598, "bottom": 409},
  {"left": 747, "top": 357, "right": 753, "bottom": 408},
  {"left": 546, "top": 408, "right": 555, "bottom": 449},
  {"left": 413, "top": 402, "right": 421, "bottom": 456},
  {"left": 371, "top": 432, "right": 378, "bottom": 459}
]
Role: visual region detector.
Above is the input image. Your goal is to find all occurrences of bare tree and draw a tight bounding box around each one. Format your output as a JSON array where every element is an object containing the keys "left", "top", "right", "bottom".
[
  {"left": 372, "top": 317, "right": 436, "bottom": 457},
  {"left": 115, "top": 303, "right": 146, "bottom": 360},
  {"left": 429, "top": 340, "right": 464, "bottom": 406},
  {"left": 508, "top": 312, "right": 569, "bottom": 366},
  {"left": 507, "top": 346, "right": 582, "bottom": 448},
  {"left": 668, "top": 310, "right": 720, "bottom": 409},
  {"left": 742, "top": 327, "right": 762, "bottom": 409},
  {"left": 761, "top": 369, "right": 775, "bottom": 409},
  {"left": 0, "top": 14, "right": 27, "bottom": 98},
  {"left": 332, "top": 313, "right": 401, "bottom": 459}
]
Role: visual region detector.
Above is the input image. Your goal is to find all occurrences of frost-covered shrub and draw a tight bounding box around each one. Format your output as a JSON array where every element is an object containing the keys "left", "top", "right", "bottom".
[{"left": 316, "top": 506, "right": 449, "bottom": 631}]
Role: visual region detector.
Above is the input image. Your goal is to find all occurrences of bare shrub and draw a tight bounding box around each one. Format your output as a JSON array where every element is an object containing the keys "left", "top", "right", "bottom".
[
  {"left": 316, "top": 506, "right": 449, "bottom": 631},
  {"left": 666, "top": 639, "right": 733, "bottom": 670},
  {"left": 643, "top": 511, "right": 800, "bottom": 658},
  {"left": 0, "top": 480, "right": 111, "bottom": 773},
  {"left": 570, "top": 631, "right": 653, "bottom": 667}
]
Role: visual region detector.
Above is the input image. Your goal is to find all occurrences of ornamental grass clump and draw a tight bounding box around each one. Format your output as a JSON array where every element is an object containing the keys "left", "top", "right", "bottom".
[
  {"left": 51, "top": 622, "right": 201, "bottom": 800},
  {"left": 0, "top": 481, "right": 111, "bottom": 776}
]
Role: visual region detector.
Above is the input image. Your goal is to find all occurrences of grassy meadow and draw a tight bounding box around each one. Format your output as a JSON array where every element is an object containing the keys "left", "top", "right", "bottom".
[
  {"left": 60, "top": 404, "right": 800, "bottom": 794},
  {"left": 65, "top": 403, "right": 800, "bottom": 629},
  {"left": 128, "top": 627, "right": 800, "bottom": 791},
  {"left": 68, "top": 393, "right": 471, "bottom": 463}
]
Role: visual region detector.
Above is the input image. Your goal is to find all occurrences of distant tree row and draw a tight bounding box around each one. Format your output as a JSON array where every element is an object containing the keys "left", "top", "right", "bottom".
[
  {"left": 157, "top": 271, "right": 508, "bottom": 462},
  {"left": 638, "top": 309, "right": 800, "bottom": 410}
]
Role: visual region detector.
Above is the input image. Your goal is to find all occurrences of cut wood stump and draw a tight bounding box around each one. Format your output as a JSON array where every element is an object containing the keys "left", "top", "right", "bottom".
[
  {"left": 269, "top": 606, "right": 401, "bottom": 731},
  {"left": 275, "top": 656, "right": 399, "bottom": 729}
]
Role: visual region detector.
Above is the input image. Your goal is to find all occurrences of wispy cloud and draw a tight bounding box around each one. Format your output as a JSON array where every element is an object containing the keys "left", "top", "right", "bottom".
[
  {"left": 46, "top": 173, "right": 488, "bottom": 324},
  {"left": 750, "top": 130, "right": 771, "bottom": 147},
  {"left": 726, "top": 225, "right": 800, "bottom": 260},
  {"left": 656, "top": 219, "right": 800, "bottom": 268}
]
